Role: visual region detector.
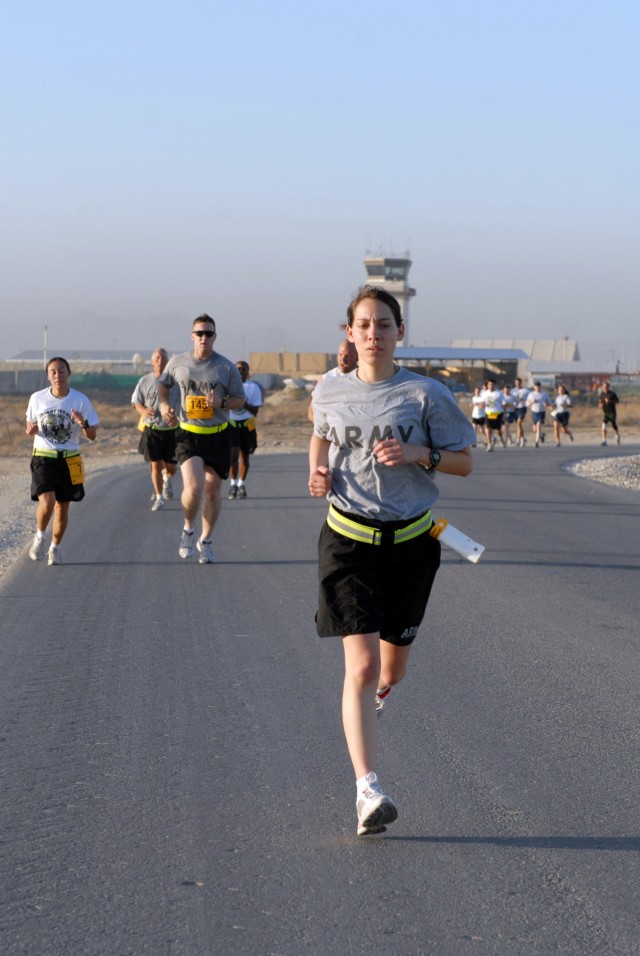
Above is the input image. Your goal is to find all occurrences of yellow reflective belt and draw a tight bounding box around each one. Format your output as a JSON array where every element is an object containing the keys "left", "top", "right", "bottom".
[
  {"left": 327, "top": 504, "right": 432, "bottom": 546},
  {"left": 179, "top": 421, "right": 229, "bottom": 435},
  {"left": 33, "top": 449, "right": 80, "bottom": 459}
]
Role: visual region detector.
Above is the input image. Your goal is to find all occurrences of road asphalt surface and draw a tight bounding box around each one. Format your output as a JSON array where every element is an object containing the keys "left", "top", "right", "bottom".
[{"left": 1, "top": 445, "right": 639, "bottom": 955}]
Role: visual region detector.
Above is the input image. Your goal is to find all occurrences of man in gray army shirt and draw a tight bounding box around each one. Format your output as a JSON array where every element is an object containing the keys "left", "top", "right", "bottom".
[
  {"left": 131, "top": 348, "right": 179, "bottom": 510},
  {"left": 157, "top": 314, "right": 245, "bottom": 564}
]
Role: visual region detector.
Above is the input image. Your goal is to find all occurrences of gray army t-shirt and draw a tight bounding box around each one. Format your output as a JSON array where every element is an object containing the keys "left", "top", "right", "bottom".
[
  {"left": 312, "top": 367, "right": 475, "bottom": 521},
  {"left": 158, "top": 351, "right": 245, "bottom": 428},
  {"left": 131, "top": 373, "right": 180, "bottom": 429}
]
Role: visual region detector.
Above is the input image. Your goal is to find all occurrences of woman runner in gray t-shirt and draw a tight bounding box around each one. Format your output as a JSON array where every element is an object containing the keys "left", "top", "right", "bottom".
[{"left": 309, "top": 286, "right": 475, "bottom": 836}]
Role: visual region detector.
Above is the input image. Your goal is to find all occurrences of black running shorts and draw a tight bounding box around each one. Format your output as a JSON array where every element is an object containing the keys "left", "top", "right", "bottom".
[
  {"left": 229, "top": 420, "right": 258, "bottom": 455},
  {"left": 30, "top": 456, "right": 85, "bottom": 503},
  {"left": 175, "top": 427, "right": 232, "bottom": 478},
  {"left": 138, "top": 427, "right": 178, "bottom": 464},
  {"left": 316, "top": 518, "right": 441, "bottom": 646}
]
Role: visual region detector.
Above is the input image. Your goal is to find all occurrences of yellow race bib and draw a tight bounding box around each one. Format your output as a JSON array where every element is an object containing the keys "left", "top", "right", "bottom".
[
  {"left": 185, "top": 395, "right": 213, "bottom": 419},
  {"left": 67, "top": 455, "right": 85, "bottom": 485}
]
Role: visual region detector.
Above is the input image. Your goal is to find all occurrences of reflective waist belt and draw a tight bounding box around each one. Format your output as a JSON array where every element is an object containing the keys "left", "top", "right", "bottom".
[
  {"left": 179, "top": 421, "right": 229, "bottom": 435},
  {"left": 33, "top": 449, "right": 80, "bottom": 460},
  {"left": 327, "top": 504, "right": 433, "bottom": 546}
]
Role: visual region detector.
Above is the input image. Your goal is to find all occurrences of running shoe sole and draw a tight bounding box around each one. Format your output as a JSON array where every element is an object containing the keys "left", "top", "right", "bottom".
[
  {"left": 357, "top": 796, "right": 398, "bottom": 836},
  {"left": 357, "top": 824, "right": 387, "bottom": 836}
]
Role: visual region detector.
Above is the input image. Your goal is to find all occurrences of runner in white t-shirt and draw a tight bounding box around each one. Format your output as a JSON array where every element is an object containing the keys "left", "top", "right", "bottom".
[
  {"left": 25, "top": 356, "right": 99, "bottom": 566},
  {"left": 552, "top": 384, "right": 574, "bottom": 445},
  {"left": 228, "top": 361, "right": 263, "bottom": 499},
  {"left": 501, "top": 385, "right": 516, "bottom": 446},
  {"left": 526, "top": 381, "right": 553, "bottom": 448},
  {"left": 481, "top": 379, "right": 506, "bottom": 452},
  {"left": 470, "top": 386, "right": 486, "bottom": 447},
  {"left": 510, "top": 378, "right": 530, "bottom": 447}
]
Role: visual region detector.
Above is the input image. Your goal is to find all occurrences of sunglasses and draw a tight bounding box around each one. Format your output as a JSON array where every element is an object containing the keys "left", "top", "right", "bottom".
[{"left": 193, "top": 330, "right": 215, "bottom": 338}]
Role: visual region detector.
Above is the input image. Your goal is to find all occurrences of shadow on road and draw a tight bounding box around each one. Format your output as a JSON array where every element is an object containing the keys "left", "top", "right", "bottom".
[{"left": 383, "top": 834, "right": 640, "bottom": 850}]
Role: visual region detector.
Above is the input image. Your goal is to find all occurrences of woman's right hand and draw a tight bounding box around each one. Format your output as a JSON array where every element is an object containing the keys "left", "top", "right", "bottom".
[{"left": 308, "top": 466, "right": 332, "bottom": 497}]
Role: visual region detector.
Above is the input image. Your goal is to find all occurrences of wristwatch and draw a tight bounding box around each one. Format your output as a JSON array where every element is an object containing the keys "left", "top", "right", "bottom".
[{"left": 429, "top": 448, "right": 442, "bottom": 470}]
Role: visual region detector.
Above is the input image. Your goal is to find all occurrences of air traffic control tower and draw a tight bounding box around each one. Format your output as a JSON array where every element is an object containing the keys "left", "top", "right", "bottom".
[{"left": 363, "top": 251, "right": 416, "bottom": 345}]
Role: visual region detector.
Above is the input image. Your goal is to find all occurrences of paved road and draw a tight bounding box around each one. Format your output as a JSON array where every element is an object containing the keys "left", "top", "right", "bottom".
[{"left": 1, "top": 446, "right": 639, "bottom": 956}]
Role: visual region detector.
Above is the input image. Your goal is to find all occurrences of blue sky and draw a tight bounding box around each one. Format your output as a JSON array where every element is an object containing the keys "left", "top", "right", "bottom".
[{"left": 2, "top": 0, "right": 638, "bottom": 368}]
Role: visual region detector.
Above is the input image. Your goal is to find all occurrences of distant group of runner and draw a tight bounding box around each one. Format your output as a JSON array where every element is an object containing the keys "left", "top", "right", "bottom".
[
  {"left": 471, "top": 378, "right": 621, "bottom": 451},
  {"left": 24, "top": 315, "right": 263, "bottom": 568}
]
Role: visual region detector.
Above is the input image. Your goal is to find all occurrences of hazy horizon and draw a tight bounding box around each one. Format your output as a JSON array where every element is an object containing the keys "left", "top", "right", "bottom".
[{"left": 2, "top": 1, "right": 638, "bottom": 371}]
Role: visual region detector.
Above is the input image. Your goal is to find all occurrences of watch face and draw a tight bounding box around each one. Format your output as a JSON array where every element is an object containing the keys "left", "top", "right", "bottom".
[{"left": 431, "top": 450, "right": 441, "bottom": 467}]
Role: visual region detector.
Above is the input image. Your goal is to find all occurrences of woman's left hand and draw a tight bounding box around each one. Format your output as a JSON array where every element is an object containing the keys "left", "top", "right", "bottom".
[{"left": 373, "top": 438, "right": 415, "bottom": 467}]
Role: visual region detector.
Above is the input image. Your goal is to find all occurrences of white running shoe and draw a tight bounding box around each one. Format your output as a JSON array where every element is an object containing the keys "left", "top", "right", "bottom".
[
  {"left": 356, "top": 772, "right": 398, "bottom": 836},
  {"left": 151, "top": 494, "right": 165, "bottom": 511},
  {"left": 162, "top": 475, "right": 174, "bottom": 499},
  {"left": 47, "top": 547, "right": 61, "bottom": 566},
  {"left": 179, "top": 529, "right": 195, "bottom": 559},
  {"left": 29, "top": 534, "right": 47, "bottom": 561},
  {"left": 197, "top": 538, "right": 216, "bottom": 564}
]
